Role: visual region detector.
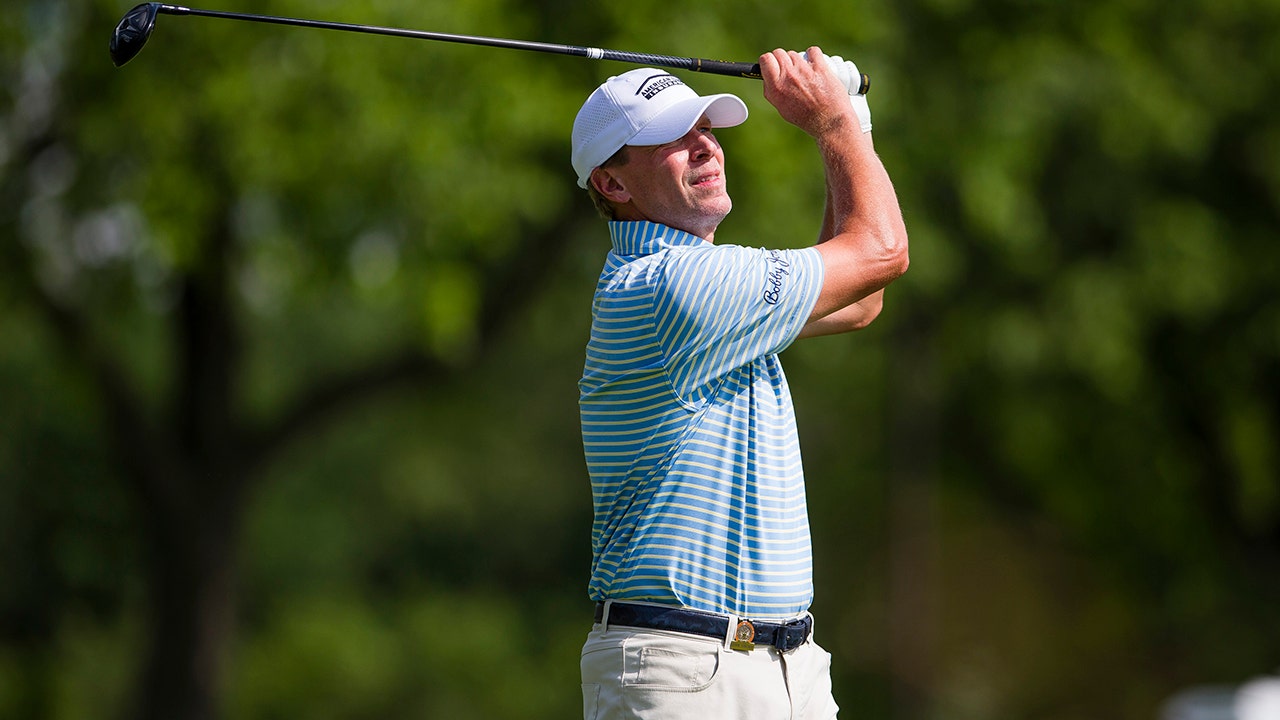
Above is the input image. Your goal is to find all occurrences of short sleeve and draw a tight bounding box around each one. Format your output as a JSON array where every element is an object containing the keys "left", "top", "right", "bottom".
[{"left": 653, "top": 244, "right": 823, "bottom": 400}]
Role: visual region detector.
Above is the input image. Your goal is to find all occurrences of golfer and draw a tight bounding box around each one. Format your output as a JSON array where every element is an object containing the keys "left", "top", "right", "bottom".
[{"left": 573, "top": 47, "right": 908, "bottom": 720}]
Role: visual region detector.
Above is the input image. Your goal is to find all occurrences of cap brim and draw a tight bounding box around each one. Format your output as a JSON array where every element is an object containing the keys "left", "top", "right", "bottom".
[{"left": 629, "top": 93, "right": 748, "bottom": 147}]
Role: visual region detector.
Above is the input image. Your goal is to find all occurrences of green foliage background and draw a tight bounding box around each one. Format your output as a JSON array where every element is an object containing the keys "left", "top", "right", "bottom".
[{"left": 1, "top": 0, "right": 1277, "bottom": 718}]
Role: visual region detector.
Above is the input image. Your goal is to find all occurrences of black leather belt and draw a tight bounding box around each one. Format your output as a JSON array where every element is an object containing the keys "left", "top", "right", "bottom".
[{"left": 594, "top": 601, "right": 812, "bottom": 653}]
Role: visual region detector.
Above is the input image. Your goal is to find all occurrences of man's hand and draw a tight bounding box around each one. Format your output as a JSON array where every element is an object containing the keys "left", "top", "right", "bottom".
[{"left": 758, "top": 47, "right": 860, "bottom": 139}]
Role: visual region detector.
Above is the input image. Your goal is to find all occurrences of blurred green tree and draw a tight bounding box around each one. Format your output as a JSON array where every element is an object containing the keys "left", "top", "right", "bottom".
[{"left": 3, "top": 0, "right": 600, "bottom": 717}]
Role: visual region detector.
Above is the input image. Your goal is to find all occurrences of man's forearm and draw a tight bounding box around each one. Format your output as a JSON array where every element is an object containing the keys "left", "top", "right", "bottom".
[
  {"left": 817, "top": 123, "right": 877, "bottom": 245},
  {"left": 819, "top": 128, "right": 900, "bottom": 242},
  {"left": 807, "top": 128, "right": 909, "bottom": 321},
  {"left": 818, "top": 181, "right": 836, "bottom": 245}
]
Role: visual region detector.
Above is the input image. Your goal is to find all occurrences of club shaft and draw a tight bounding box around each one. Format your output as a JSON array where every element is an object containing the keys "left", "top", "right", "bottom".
[{"left": 156, "top": 4, "right": 766, "bottom": 79}]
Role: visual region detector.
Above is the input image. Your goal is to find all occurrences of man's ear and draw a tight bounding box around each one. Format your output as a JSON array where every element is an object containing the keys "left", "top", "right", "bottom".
[{"left": 590, "top": 167, "right": 631, "bottom": 204}]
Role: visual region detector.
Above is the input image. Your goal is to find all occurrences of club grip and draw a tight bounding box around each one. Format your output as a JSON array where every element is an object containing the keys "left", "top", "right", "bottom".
[{"left": 695, "top": 59, "right": 870, "bottom": 94}]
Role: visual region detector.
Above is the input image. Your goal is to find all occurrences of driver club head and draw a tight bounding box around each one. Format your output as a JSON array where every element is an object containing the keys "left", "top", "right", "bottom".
[{"left": 110, "top": 3, "right": 159, "bottom": 67}]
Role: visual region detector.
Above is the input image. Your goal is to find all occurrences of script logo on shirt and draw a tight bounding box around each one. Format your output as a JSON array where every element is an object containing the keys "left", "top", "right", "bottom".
[{"left": 762, "top": 250, "right": 792, "bottom": 305}]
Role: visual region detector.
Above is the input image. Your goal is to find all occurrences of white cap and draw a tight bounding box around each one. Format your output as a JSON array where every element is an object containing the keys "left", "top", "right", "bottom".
[{"left": 571, "top": 68, "right": 748, "bottom": 188}]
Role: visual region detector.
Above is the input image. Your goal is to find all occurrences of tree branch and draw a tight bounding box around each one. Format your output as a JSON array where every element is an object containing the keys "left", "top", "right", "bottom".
[
  {"left": 1, "top": 133, "right": 176, "bottom": 516},
  {"left": 242, "top": 192, "right": 592, "bottom": 479},
  {"left": 241, "top": 347, "right": 445, "bottom": 477}
]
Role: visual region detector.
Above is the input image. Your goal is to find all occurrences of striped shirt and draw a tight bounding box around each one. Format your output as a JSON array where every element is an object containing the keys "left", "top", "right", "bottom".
[{"left": 579, "top": 220, "right": 824, "bottom": 620}]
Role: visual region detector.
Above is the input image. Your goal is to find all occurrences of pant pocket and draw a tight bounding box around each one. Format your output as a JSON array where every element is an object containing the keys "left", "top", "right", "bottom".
[
  {"left": 581, "top": 683, "right": 600, "bottom": 720},
  {"left": 627, "top": 640, "right": 721, "bottom": 686},
  {"left": 791, "top": 642, "right": 839, "bottom": 720},
  {"left": 622, "top": 637, "right": 720, "bottom": 691}
]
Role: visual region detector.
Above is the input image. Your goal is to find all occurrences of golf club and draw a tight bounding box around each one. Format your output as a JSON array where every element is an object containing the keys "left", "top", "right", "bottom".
[{"left": 109, "top": 3, "right": 870, "bottom": 93}]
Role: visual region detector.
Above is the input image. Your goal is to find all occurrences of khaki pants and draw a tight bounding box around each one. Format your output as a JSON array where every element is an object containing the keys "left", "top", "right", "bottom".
[{"left": 580, "top": 623, "right": 840, "bottom": 720}]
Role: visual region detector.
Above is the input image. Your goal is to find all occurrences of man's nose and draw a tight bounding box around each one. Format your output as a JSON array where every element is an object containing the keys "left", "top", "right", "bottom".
[{"left": 685, "top": 129, "right": 716, "bottom": 157}]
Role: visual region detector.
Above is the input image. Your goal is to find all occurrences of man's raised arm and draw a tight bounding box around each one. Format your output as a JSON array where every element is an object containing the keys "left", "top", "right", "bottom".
[{"left": 759, "top": 47, "right": 909, "bottom": 338}]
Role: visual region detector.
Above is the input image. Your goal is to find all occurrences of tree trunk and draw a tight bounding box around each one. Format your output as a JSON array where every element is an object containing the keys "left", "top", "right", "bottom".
[{"left": 131, "top": 470, "right": 243, "bottom": 720}]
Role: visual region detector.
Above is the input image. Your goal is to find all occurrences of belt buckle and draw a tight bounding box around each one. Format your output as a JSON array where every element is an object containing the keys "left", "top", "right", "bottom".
[
  {"left": 774, "top": 617, "right": 810, "bottom": 653},
  {"left": 729, "top": 619, "right": 756, "bottom": 652}
]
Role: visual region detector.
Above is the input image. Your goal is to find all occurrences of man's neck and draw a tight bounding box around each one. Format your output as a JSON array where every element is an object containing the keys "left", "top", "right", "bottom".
[{"left": 614, "top": 206, "right": 717, "bottom": 243}]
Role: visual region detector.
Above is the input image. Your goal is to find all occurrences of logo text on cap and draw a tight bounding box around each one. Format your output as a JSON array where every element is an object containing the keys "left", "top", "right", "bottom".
[{"left": 637, "top": 74, "right": 684, "bottom": 100}]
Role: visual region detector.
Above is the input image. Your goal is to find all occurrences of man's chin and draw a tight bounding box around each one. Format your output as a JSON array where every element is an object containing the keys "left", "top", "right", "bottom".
[
  {"left": 691, "top": 186, "right": 730, "bottom": 210},
  {"left": 703, "top": 197, "right": 732, "bottom": 223}
]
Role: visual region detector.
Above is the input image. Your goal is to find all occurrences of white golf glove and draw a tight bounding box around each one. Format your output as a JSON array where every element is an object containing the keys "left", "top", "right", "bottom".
[{"left": 802, "top": 51, "right": 872, "bottom": 134}]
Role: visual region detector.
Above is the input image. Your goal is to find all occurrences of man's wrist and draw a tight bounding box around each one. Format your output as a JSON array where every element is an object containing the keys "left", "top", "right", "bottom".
[{"left": 812, "top": 110, "right": 864, "bottom": 146}]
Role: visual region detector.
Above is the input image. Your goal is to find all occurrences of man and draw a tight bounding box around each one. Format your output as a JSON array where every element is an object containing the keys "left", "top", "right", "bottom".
[{"left": 573, "top": 47, "right": 909, "bottom": 720}]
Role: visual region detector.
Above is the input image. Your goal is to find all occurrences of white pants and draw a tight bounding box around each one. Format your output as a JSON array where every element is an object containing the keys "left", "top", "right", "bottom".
[{"left": 580, "top": 623, "right": 840, "bottom": 720}]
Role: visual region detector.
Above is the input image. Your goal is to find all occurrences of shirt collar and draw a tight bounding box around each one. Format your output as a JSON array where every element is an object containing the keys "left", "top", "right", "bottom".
[{"left": 608, "top": 221, "right": 709, "bottom": 256}]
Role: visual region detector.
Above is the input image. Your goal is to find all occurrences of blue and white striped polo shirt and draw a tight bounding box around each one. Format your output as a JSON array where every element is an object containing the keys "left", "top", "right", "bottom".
[{"left": 579, "top": 220, "right": 825, "bottom": 620}]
